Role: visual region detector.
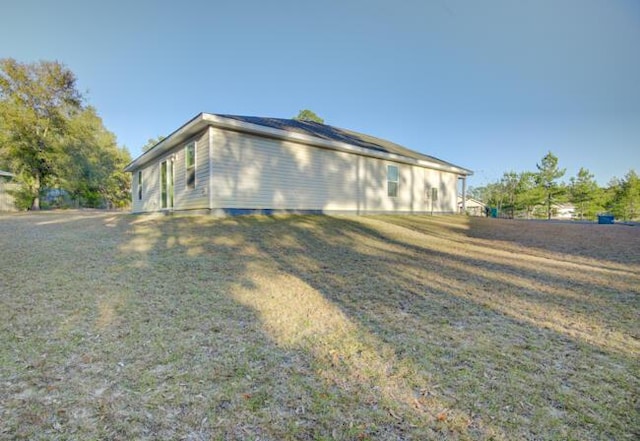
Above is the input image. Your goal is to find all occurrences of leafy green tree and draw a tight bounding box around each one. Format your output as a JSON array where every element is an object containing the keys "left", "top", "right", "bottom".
[
  {"left": 62, "top": 107, "right": 131, "bottom": 207},
  {"left": 601, "top": 178, "right": 619, "bottom": 215},
  {"left": 499, "top": 171, "right": 519, "bottom": 218},
  {"left": 1, "top": 59, "right": 130, "bottom": 210},
  {"left": 609, "top": 170, "right": 640, "bottom": 220},
  {"left": 569, "top": 168, "right": 601, "bottom": 220},
  {"left": 466, "top": 186, "right": 484, "bottom": 201},
  {"left": 0, "top": 58, "right": 83, "bottom": 209},
  {"left": 535, "top": 151, "right": 566, "bottom": 219},
  {"left": 102, "top": 146, "right": 132, "bottom": 209},
  {"left": 493, "top": 171, "right": 544, "bottom": 219},
  {"left": 482, "top": 182, "right": 504, "bottom": 211},
  {"left": 515, "top": 172, "right": 544, "bottom": 218},
  {"left": 294, "top": 109, "right": 324, "bottom": 124},
  {"left": 142, "top": 135, "right": 165, "bottom": 153}
]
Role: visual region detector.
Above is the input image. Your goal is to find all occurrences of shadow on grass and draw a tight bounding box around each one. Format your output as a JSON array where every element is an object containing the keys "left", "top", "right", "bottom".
[
  {"left": 2, "top": 212, "right": 638, "bottom": 440},
  {"left": 230, "top": 214, "right": 639, "bottom": 440},
  {"left": 463, "top": 216, "right": 640, "bottom": 267}
]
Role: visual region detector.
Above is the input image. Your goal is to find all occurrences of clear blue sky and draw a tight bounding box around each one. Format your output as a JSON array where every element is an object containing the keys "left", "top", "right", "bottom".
[{"left": 2, "top": 0, "right": 639, "bottom": 187}]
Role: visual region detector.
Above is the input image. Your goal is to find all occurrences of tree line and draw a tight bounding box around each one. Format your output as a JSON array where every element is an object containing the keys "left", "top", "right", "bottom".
[
  {"left": 0, "top": 59, "right": 131, "bottom": 210},
  {"left": 469, "top": 152, "right": 639, "bottom": 221}
]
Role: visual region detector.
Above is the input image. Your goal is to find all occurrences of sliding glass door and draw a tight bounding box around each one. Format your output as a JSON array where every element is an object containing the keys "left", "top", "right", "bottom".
[{"left": 160, "top": 159, "right": 174, "bottom": 209}]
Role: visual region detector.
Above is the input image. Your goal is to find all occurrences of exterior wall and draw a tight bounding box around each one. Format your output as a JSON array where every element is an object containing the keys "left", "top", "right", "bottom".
[
  {"left": 424, "top": 168, "right": 458, "bottom": 213},
  {"left": 132, "top": 129, "right": 210, "bottom": 213},
  {"left": 459, "top": 198, "right": 487, "bottom": 216},
  {"left": 211, "top": 130, "right": 358, "bottom": 211},
  {"left": 173, "top": 129, "right": 210, "bottom": 211},
  {"left": 132, "top": 161, "right": 159, "bottom": 213},
  {"left": 210, "top": 129, "right": 459, "bottom": 214},
  {"left": 130, "top": 126, "right": 461, "bottom": 215}
]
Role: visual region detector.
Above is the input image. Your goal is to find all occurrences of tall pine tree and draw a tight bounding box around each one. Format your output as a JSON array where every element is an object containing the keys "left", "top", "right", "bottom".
[{"left": 536, "top": 151, "right": 566, "bottom": 220}]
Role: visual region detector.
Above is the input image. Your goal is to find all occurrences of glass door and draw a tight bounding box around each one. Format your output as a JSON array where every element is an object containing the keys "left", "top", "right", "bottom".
[{"left": 160, "top": 160, "right": 174, "bottom": 209}]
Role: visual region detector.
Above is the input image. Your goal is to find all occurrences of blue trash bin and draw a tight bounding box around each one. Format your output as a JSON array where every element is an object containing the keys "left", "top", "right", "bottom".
[{"left": 597, "top": 215, "right": 614, "bottom": 224}]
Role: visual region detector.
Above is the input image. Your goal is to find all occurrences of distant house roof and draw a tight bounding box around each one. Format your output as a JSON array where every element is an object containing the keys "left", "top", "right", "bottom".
[
  {"left": 125, "top": 113, "right": 473, "bottom": 176},
  {"left": 0, "top": 170, "right": 14, "bottom": 178},
  {"left": 457, "top": 196, "right": 486, "bottom": 208}
]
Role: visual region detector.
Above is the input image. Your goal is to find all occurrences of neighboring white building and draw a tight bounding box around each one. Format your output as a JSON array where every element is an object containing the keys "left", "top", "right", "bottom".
[
  {"left": 124, "top": 113, "right": 473, "bottom": 215},
  {"left": 458, "top": 196, "right": 487, "bottom": 216},
  {"left": 553, "top": 203, "right": 576, "bottom": 220}
]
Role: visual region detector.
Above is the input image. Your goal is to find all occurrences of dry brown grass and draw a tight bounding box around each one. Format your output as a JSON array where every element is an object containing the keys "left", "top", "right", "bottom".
[{"left": 0, "top": 211, "right": 638, "bottom": 440}]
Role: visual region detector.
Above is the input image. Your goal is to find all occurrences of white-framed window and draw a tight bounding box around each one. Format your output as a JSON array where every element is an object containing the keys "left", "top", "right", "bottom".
[
  {"left": 185, "top": 142, "right": 196, "bottom": 189},
  {"left": 137, "top": 170, "right": 142, "bottom": 200},
  {"left": 432, "top": 187, "right": 438, "bottom": 201},
  {"left": 387, "top": 165, "right": 399, "bottom": 197}
]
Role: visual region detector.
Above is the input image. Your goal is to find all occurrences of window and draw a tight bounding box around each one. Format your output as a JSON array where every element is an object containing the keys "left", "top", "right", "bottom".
[
  {"left": 160, "top": 159, "right": 174, "bottom": 209},
  {"left": 186, "top": 142, "right": 196, "bottom": 189},
  {"left": 425, "top": 186, "right": 438, "bottom": 202},
  {"left": 387, "top": 165, "right": 398, "bottom": 197},
  {"left": 160, "top": 161, "right": 167, "bottom": 209},
  {"left": 137, "top": 170, "right": 142, "bottom": 200}
]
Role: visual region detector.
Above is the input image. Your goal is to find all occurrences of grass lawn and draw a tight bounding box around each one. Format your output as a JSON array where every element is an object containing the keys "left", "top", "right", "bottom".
[{"left": 0, "top": 212, "right": 638, "bottom": 440}]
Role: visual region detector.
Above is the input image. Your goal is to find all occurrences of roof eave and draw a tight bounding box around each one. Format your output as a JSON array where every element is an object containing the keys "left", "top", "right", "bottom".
[
  {"left": 205, "top": 114, "right": 473, "bottom": 175},
  {"left": 124, "top": 113, "right": 209, "bottom": 172},
  {"left": 125, "top": 113, "right": 473, "bottom": 176}
]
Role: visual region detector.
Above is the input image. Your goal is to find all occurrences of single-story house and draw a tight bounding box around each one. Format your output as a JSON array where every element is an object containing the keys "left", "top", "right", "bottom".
[
  {"left": 0, "top": 170, "right": 17, "bottom": 212},
  {"left": 458, "top": 196, "right": 487, "bottom": 216},
  {"left": 124, "top": 113, "right": 473, "bottom": 215}
]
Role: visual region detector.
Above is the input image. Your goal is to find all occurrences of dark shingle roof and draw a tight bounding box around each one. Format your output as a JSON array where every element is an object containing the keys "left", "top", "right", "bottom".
[{"left": 215, "top": 114, "right": 459, "bottom": 170}]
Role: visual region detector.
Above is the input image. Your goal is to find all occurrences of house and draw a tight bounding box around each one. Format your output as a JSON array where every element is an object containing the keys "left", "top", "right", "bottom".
[
  {"left": 458, "top": 196, "right": 487, "bottom": 216},
  {"left": 124, "top": 113, "right": 473, "bottom": 215},
  {"left": 552, "top": 203, "right": 575, "bottom": 220},
  {"left": 0, "top": 170, "right": 17, "bottom": 212}
]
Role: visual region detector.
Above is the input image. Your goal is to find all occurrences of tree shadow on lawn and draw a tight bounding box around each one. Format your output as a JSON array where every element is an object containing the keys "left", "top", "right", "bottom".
[
  {"left": 353, "top": 216, "right": 640, "bottom": 347},
  {"left": 113, "top": 214, "right": 519, "bottom": 440},
  {"left": 113, "top": 214, "right": 418, "bottom": 440},
  {"left": 3, "top": 213, "right": 399, "bottom": 440},
  {"left": 5, "top": 212, "right": 637, "bottom": 440},
  {"left": 461, "top": 216, "right": 640, "bottom": 267},
  {"left": 232, "top": 215, "right": 639, "bottom": 440}
]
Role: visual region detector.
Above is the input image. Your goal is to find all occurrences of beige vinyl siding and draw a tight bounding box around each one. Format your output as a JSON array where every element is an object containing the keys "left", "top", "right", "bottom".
[
  {"left": 211, "top": 129, "right": 458, "bottom": 213},
  {"left": 357, "top": 158, "right": 449, "bottom": 213},
  {"left": 131, "top": 130, "right": 210, "bottom": 213},
  {"left": 132, "top": 162, "right": 160, "bottom": 213},
  {"left": 131, "top": 172, "right": 141, "bottom": 213},
  {"left": 131, "top": 171, "right": 144, "bottom": 213},
  {"left": 173, "top": 129, "right": 210, "bottom": 210},
  {"left": 211, "top": 130, "right": 359, "bottom": 211},
  {"left": 424, "top": 168, "right": 458, "bottom": 213}
]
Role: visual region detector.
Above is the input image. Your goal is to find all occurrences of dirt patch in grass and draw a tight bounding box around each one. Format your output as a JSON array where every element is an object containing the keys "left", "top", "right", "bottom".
[{"left": 1, "top": 212, "right": 638, "bottom": 440}]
